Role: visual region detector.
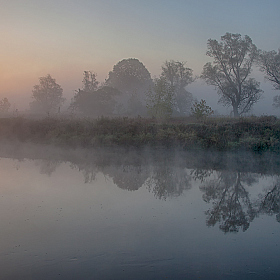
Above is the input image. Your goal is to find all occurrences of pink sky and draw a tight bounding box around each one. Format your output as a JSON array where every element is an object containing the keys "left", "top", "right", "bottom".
[{"left": 1, "top": 0, "right": 279, "bottom": 114}]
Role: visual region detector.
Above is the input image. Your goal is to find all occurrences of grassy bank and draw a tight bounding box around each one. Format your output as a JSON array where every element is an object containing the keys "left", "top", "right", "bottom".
[{"left": 0, "top": 116, "right": 280, "bottom": 152}]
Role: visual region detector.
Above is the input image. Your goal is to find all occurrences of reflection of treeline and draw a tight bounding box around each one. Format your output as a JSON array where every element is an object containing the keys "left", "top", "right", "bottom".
[
  {"left": 1, "top": 143, "right": 280, "bottom": 232},
  {"left": 1, "top": 115, "right": 280, "bottom": 151}
]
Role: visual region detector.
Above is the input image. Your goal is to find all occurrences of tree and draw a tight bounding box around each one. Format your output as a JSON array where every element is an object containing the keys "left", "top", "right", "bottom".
[
  {"left": 105, "top": 58, "right": 153, "bottom": 115},
  {"left": 258, "top": 49, "right": 280, "bottom": 107},
  {"left": 146, "top": 77, "right": 175, "bottom": 119},
  {"left": 70, "top": 86, "right": 120, "bottom": 117},
  {"left": 201, "top": 33, "right": 262, "bottom": 117},
  {"left": 0, "top": 97, "right": 11, "bottom": 113},
  {"left": 259, "top": 49, "right": 280, "bottom": 90},
  {"left": 82, "top": 71, "right": 99, "bottom": 92},
  {"left": 69, "top": 71, "right": 120, "bottom": 116},
  {"left": 161, "top": 60, "right": 194, "bottom": 115},
  {"left": 30, "top": 74, "right": 65, "bottom": 115},
  {"left": 191, "top": 99, "right": 213, "bottom": 120}
]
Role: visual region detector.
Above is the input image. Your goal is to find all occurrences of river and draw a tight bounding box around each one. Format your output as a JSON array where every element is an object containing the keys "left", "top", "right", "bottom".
[{"left": 0, "top": 143, "right": 279, "bottom": 279}]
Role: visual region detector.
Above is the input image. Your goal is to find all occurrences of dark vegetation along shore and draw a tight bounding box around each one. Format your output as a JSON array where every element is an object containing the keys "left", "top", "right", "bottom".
[{"left": 0, "top": 116, "right": 280, "bottom": 152}]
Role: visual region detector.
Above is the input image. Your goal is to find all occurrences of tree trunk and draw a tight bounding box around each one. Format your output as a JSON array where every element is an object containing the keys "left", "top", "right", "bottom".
[{"left": 232, "top": 105, "right": 239, "bottom": 117}]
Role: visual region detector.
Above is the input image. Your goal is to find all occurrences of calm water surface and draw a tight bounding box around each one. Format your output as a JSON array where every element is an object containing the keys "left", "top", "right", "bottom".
[{"left": 0, "top": 144, "right": 279, "bottom": 279}]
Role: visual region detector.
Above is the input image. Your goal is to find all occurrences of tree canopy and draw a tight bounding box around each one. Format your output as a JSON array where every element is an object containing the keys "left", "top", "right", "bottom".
[
  {"left": 161, "top": 60, "right": 194, "bottom": 115},
  {"left": 105, "top": 58, "right": 153, "bottom": 115},
  {"left": 0, "top": 97, "right": 11, "bottom": 113},
  {"left": 259, "top": 49, "right": 280, "bottom": 91},
  {"left": 146, "top": 77, "right": 175, "bottom": 119},
  {"left": 30, "top": 74, "right": 64, "bottom": 115},
  {"left": 70, "top": 86, "right": 120, "bottom": 117},
  {"left": 191, "top": 99, "right": 213, "bottom": 120},
  {"left": 258, "top": 49, "right": 280, "bottom": 108},
  {"left": 201, "top": 33, "right": 262, "bottom": 117},
  {"left": 82, "top": 71, "right": 99, "bottom": 92}
]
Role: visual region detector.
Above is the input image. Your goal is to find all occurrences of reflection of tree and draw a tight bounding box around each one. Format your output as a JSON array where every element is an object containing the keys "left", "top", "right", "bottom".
[
  {"left": 37, "top": 159, "right": 61, "bottom": 176},
  {"left": 70, "top": 162, "right": 97, "bottom": 183},
  {"left": 103, "top": 165, "right": 149, "bottom": 191},
  {"left": 146, "top": 165, "right": 191, "bottom": 200},
  {"left": 200, "top": 172, "right": 257, "bottom": 233},
  {"left": 258, "top": 179, "right": 280, "bottom": 222},
  {"left": 191, "top": 169, "right": 213, "bottom": 182}
]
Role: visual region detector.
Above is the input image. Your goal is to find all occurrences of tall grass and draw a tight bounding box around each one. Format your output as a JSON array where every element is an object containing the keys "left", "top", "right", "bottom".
[{"left": 0, "top": 116, "right": 279, "bottom": 152}]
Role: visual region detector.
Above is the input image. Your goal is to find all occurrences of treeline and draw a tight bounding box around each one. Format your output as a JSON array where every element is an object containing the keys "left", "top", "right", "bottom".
[
  {"left": 0, "top": 115, "right": 280, "bottom": 152},
  {"left": 30, "top": 59, "right": 195, "bottom": 118},
  {"left": 1, "top": 32, "right": 277, "bottom": 119}
]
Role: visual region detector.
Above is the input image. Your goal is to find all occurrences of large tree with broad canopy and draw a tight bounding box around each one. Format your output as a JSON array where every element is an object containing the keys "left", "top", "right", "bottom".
[{"left": 201, "top": 33, "right": 262, "bottom": 117}]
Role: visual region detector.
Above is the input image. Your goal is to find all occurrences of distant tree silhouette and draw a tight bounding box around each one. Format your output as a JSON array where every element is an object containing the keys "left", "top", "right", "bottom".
[
  {"left": 258, "top": 49, "right": 280, "bottom": 90},
  {"left": 258, "top": 49, "right": 280, "bottom": 107},
  {"left": 201, "top": 33, "right": 262, "bottom": 117},
  {"left": 30, "top": 74, "right": 65, "bottom": 115},
  {"left": 146, "top": 77, "right": 175, "bottom": 119},
  {"left": 105, "top": 58, "right": 153, "bottom": 116},
  {"left": 0, "top": 97, "right": 11, "bottom": 113},
  {"left": 69, "top": 71, "right": 120, "bottom": 117},
  {"left": 161, "top": 60, "right": 194, "bottom": 115},
  {"left": 70, "top": 86, "right": 120, "bottom": 117},
  {"left": 82, "top": 71, "right": 99, "bottom": 92}
]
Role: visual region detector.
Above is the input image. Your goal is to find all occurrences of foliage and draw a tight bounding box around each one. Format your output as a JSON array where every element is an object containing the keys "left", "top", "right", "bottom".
[
  {"left": 70, "top": 71, "right": 120, "bottom": 117},
  {"left": 0, "top": 97, "right": 11, "bottom": 113},
  {"left": 258, "top": 49, "right": 280, "bottom": 91},
  {"left": 146, "top": 77, "right": 175, "bottom": 119},
  {"left": 1, "top": 116, "right": 280, "bottom": 152},
  {"left": 82, "top": 71, "right": 99, "bottom": 92},
  {"left": 30, "top": 74, "right": 65, "bottom": 115},
  {"left": 273, "top": 95, "right": 280, "bottom": 108},
  {"left": 105, "top": 58, "right": 153, "bottom": 115},
  {"left": 258, "top": 49, "right": 280, "bottom": 108},
  {"left": 161, "top": 60, "right": 194, "bottom": 115},
  {"left": 201, "top": 33, "right": 262, "bottom": 117},
  {"left": 191, "top": 99, "right": 213, "bottom": 120},
  {"left": 70, "top": 86, "right": 120, "bottom": 117}
]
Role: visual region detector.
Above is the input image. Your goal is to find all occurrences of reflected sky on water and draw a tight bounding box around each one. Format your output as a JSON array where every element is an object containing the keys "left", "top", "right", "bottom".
[{"left": 0, "top": 144, "right": 279, "bottom": 279}]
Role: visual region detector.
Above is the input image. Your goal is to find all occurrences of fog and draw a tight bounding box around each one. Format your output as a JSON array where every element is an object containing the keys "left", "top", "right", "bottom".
[
  {"left": 1, "top": 1, "right": 280, "bottom": 117},
  {"left": 1, "top": 59, "right": 279, "bottom": 118},
  {"left": 1, "top": 143, "right": 280, "bottom": 278},
  {"left": 1, "top": 1, "right": 280, "bottom": 278}
]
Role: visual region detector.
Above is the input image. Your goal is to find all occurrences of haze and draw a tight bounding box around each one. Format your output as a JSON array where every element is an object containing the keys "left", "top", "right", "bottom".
[{"left": 1, "top": 0, "right": 280, "bottom": 115}]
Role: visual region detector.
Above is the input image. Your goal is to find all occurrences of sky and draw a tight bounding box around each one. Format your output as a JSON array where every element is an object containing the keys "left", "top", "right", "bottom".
[{"left": 1, "top": 0, "right": 280, "bottom": 114}]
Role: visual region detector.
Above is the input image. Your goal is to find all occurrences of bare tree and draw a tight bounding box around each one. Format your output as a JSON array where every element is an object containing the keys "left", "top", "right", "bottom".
[{"left": 201, "top": 33, "right": 262, "bottom": 117}]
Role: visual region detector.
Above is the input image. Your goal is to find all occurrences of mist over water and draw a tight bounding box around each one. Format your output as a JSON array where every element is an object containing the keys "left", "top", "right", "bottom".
[{"left": 0, "top": 143, "right": 280, "bottom": 279}]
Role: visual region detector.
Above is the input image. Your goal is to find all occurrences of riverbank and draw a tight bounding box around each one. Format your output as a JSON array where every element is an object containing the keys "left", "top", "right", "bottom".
[{"left": 0, "top": 116, "right": 280, "bottom": 152}]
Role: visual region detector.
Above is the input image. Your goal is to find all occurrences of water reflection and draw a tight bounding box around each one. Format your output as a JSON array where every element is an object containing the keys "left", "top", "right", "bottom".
[
  {"left": 37, "top": 159, "right": 62, "bottom": 176},
  {"left": 199, "top": 171, "right": 257, "bottom": 233},
  {"left": 1, "top": 143, "right": 280, "bottom": 233},
  {"left": 146, "top": 165, "right": 191, "bottom": 200},
  {"left": 258, "top": 179, "right": 280, "bottom": 223}
]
